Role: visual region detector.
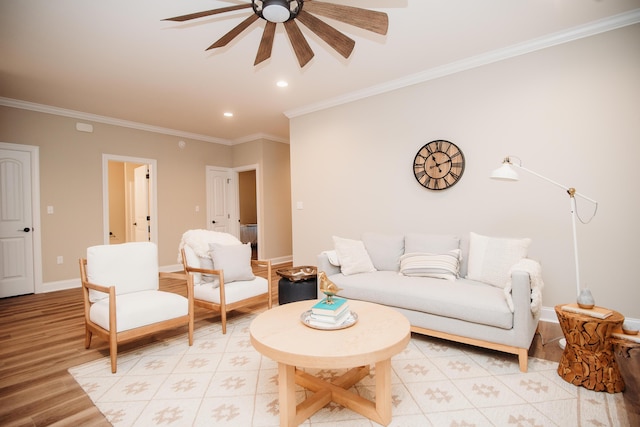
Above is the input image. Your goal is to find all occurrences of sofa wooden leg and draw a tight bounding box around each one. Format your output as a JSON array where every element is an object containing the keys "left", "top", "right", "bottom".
[{"left": 518, "top": 348, "right": 528, "bottom": 372}]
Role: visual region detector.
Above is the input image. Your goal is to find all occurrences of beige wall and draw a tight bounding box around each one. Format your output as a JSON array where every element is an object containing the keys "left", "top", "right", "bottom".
[
  {"left": 290, "top": 24, "right": 640, "bottom": 317},
  {"left": 0, "top": 106, "right": 292, "bottom": 286}
]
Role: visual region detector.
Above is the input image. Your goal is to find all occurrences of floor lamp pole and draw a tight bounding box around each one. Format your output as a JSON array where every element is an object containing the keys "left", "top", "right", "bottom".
[
  {"left": 569, "top": 192, "right": 581, "bottom": 298},
  {"left": 510, "top": 164, "right": 597, "bottom": 300}
]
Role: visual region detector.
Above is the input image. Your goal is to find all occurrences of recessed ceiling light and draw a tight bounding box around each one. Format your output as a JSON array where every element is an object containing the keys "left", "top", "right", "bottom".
[
  {"left": 223, "top": 112, "right": 233, "bottom": 117},
  {"left": 276, "top": 80, "right": 288, "bottom": 88}
]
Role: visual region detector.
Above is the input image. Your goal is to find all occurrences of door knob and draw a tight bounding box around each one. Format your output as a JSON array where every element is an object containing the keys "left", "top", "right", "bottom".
[
  {"left": 212, "top": 220, "right": 216, "bottom": 224},
  {"left": 19, "top": 227, "right": 31, "bottom": 232}
]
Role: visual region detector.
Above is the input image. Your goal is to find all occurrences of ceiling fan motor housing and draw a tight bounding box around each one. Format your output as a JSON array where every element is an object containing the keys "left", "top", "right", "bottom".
[{"left": 253, "top": 0, "right": 303, "bottom": 23}]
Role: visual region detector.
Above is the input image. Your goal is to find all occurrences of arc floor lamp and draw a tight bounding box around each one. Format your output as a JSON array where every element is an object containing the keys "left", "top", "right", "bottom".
[{"left": 490, "top": 156, "right": 598, "bottom": 306}]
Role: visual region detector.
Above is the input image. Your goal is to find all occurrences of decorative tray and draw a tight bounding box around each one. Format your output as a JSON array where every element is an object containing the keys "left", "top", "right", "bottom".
[
  {"left": 300, "top": 310, "right": 358, "bottom": 330},
  {"left": 276, "top": 266, "right": 317, "bottom": 282}
]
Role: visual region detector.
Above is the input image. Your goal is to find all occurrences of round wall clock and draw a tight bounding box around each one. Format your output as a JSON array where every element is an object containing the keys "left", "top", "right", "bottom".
[{"left": 413, "top": 140, "right": 465, "bottom": 190}]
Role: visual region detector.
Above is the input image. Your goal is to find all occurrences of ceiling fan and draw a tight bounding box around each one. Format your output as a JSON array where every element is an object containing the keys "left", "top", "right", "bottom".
[{"left": 163, "top": 0, "right": 389, "bottom": 67}]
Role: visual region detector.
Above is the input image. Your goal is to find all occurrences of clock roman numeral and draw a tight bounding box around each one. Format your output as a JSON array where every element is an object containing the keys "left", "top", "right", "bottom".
[{"left": 451, "top": 161, "right": 463, "bottom": 169}]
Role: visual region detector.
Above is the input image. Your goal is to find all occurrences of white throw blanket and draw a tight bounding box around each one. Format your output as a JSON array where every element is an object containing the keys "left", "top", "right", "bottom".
[
  {"left": 177, "top": 229, "right": 241, "bottom": 262},
  {"left": 505, "top": 258, "right": 544, "bottom": 315}
]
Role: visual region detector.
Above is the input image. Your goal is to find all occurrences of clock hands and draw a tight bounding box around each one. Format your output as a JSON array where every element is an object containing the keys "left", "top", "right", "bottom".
[{"left": 429, "top": 157, "right": 451, "bottom": 173}]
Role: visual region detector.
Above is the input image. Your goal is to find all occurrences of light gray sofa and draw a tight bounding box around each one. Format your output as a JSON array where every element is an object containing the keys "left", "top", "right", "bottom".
[{"left": 317, "top": 232, "right": 541, "bottom": 372}]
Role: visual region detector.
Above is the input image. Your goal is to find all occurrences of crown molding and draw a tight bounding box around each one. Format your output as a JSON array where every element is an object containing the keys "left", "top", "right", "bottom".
[
  {"left": 285, "top": 8, "right": 640, "bottom": 119},
  {"left": 0, "top": 97, "right": 233, "bottom": 145},
  {"left": 233, "top": 133, "right": 289, "bottom": 145}
]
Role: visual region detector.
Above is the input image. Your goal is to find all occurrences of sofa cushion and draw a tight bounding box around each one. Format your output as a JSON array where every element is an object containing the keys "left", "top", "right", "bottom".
[
  {"left": 399, "top": 249, "right": 461, "bottom": 281},
  {"left": 333, "top": 236, "right": 376, "bottom": 275},
  {"left": 362, "top": 232, "right": 404, "bottom": 271},
  {"left": 466, "top": 232, "right": 531, "bottom": 288},
  {"left": 329, "top": 271, "right": 513, "bottom": 330},
  {"left": 404, "top": 234, "right": 460, "bottom": 254}
]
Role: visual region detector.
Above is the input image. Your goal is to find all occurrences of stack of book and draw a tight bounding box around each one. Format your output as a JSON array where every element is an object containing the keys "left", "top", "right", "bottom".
[{"left": 308, "top": 297, "right": 351, "bottom": 327}]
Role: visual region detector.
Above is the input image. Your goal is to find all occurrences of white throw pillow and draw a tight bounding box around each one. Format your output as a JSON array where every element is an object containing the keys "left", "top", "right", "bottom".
[
  {"left": 399, "top": 249, "right": 461, "bottom": 281},
  {"left": 466, "top": 232, "right": 531, "bottom": 288},
  {"left": 332, "top": 236, "right": 376, "bottom": 276},
  {"left": 209, "top": 243, "right": 255, "bottom": 283}
]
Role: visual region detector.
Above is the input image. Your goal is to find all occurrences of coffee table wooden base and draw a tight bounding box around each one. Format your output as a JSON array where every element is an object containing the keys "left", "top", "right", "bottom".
[{"left": 279, "top": 359, "right": 392, "bottom": 427}]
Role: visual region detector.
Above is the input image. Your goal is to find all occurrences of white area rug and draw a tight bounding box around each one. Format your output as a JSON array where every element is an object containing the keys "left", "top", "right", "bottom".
[{"left": 69, "top": 312, "right": 630, "bottom": 426}]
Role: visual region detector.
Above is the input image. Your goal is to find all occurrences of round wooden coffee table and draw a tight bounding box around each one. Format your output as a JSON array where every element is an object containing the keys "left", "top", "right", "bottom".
[{"left": 250, "top": 299, "right": 411, "bottom": 427}]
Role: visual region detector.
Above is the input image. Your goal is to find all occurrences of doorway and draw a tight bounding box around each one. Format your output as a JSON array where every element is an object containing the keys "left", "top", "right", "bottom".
[
  {"left": 239, "top": 170, "right": 258, "bottom": 259},
  {"left": 102, "top": 154, "right": 157, "bottom": 245},
  {"left": 206, "top": 165, "right": 260, "bottom": 258}
]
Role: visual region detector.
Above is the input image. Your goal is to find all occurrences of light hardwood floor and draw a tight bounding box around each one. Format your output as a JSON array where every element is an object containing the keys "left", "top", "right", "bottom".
[{"left": 0, "top": 262, "right": 564, "bottom": 426}]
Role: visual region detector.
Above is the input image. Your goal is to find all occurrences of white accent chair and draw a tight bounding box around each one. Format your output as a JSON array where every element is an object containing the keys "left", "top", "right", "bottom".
[
  {"left": 79, "top": 242, "right": 194, "bottom": 373},
  {"left": 179, "top": 229, "right": 273, "bottom": 334}
]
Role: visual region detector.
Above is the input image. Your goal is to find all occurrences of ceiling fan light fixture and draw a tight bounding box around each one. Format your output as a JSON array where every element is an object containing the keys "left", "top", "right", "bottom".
[{"left": 253, "top": 0, "right": 302, "bottom": 23}]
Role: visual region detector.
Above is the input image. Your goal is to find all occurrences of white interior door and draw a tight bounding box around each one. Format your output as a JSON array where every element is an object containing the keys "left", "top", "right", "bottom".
[
  {"left": 206, "top": 167, "right": 237, "bottom": 236},
  {"left": 133, "top": 165, "right": 150, "bottom": 242},
  {"left": 0, "top": 148, "right": 35, "bottom": 297}
]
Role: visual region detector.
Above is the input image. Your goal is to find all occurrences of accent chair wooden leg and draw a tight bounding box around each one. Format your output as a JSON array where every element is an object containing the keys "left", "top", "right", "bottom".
[
  {"left": 110, "top": 331, "right": 118, "bottom": 374},
  {"left": 84, "top": 327, "right": 92, "bottom": 349},
  {"left": 221, "top": 311, "right": 227, "bottom": 334}
]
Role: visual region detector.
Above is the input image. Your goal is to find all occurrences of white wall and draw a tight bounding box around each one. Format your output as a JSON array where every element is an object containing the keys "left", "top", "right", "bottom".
[{"left": 290, "top": 24, "right": 640, "bottom": 318}]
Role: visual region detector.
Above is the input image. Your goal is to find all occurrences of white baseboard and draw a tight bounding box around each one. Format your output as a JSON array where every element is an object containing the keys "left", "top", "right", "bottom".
[{"left": 41, "top": 278, "right": 80, "bottom": 293}]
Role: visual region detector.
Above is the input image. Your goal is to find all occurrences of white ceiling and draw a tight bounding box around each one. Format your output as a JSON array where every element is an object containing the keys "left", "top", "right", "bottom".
[{"left": 1, "top": 1, "right": 639, "bottom": 144}]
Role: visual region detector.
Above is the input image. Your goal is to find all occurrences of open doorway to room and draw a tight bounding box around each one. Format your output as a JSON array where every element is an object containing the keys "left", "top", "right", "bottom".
[
  {"left": 102, "top": 154, "right": 158, "bottom": 245},
  {"left": 238, "top": 170, "right": 258, "bottom": 259}
]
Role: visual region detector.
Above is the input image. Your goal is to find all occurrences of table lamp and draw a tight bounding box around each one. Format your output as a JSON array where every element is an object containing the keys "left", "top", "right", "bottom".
[{"left": 490, "top": 156, "right": 598, "bottom": 307}]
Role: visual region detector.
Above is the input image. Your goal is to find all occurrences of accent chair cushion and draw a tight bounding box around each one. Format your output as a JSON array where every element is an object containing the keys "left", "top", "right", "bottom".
[
  {"left": 86, "top": 242, "right": 159, "bottom": 302},
  {"left": 194, "top": 277, "right": 268, "bottom": 305},
  {"left": 466, "top": 232, "right": 531, "bottom": 288},
  {"left": 209, "top": 243, "right": 255, "bottom": 283},
  {"left": 90, "top": 289, "right": 188, "bottom": 332},
  {"left": 333, "top": 236, "right": 376, "bottom": 275},
  {"left": 399, "top": 249, "right": 462, "bottom": 281}
]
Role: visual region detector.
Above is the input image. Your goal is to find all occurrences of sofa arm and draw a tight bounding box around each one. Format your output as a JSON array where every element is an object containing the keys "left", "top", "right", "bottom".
[
  {"left": 509, "top": 269, "right": 540, "bottom": 348},
  {"left": 317, "top": 252, "right": 341, "bottom": 276}
]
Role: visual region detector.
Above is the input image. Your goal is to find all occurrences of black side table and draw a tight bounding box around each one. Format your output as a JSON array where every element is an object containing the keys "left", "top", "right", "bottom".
[{"left": 278, "top": 277, "right": 317, "bottom": 305}]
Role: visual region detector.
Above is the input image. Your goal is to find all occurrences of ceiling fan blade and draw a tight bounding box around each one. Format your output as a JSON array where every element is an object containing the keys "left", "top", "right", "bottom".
[
  {"left": 283, "top": 20, "right": 314, "bottom": 67},
  {"left": 303, "top": 1, "right": 389, "bottom": 35},
  {"left": 255, "top": 22, "right": 277, "bottom": 65},
  {"left": 163, "top": 4, "right": 252, "bottom": 22},
  {"left": 296, "top": 10, "right": 354, "bottom": 59},
  {"left": 207, "top": 14, "right": 260, "bottom": 50}
]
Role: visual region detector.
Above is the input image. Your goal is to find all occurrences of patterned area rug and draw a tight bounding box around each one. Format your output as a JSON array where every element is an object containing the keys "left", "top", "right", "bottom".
[{"left": 69, "top": 312, "right": 630, "bottom": 426}]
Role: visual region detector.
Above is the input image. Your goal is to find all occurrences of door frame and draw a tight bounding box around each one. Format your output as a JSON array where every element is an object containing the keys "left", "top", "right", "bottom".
[
  {"left": 234, "top": 164, "right": 261, "bottom": 259},
  {"left": 102, "top": 154, "right": 158, "bottom": 245},
  {"left": 0, "top": 142, "right": 43, "bottom": 294}
]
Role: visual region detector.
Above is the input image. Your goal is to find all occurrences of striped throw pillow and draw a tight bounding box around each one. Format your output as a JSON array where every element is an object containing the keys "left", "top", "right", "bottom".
[{"left": 399, "top": 249, "right": 461, "bottom": 281}]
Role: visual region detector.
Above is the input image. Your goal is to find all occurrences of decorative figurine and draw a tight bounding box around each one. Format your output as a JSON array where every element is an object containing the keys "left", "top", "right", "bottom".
[{"left": 318, "top": 271, "right": 343, "bottom": 304}]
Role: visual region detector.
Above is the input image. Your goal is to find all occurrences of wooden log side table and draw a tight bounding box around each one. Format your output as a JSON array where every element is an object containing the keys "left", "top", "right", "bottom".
[{"left": 555, "top": 305, "right": 625, "bottom": 393}]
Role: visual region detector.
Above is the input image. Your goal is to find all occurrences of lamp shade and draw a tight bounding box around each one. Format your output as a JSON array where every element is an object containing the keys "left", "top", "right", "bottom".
[
  {"left": 490, "top": 163, "right": 519, "bottom": 181},
  {"left": 262, "top": 0, "right": 291, "bottom": 22}
]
